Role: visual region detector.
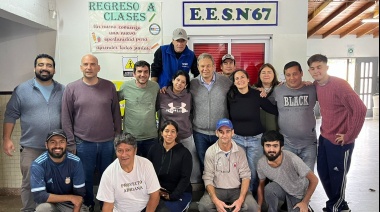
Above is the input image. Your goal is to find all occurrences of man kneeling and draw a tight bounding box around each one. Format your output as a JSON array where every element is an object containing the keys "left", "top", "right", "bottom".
[
  {"left": 257, "top": 130, "right": 318, "bottom": 212},
  {"left": 30, "top": 129, "right": 87, "bottom": 212}
]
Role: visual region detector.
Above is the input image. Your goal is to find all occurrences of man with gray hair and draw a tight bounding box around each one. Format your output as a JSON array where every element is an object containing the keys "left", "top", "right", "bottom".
[
  {"left": 97, "top": 133, "right": 168, "bottom": 212},
  {"left": 190, "top": 53, "right": 232, "bottom": 172},
  {"left": 151, "top": 28, "right": 199, "bottom": 93}
]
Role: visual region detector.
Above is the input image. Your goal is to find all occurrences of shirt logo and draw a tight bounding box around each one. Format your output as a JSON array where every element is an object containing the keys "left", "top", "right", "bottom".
[
  {"left": 166, "top": 102, "right": 188, "bottom": 114},
  {"left": 65, "top": 177, "right": 71, "bottom": 184},
  {"left": 283, "top": 94, "right": 309, "bottom": 107},
  {"left": 47, "top": 178, "right": 53, "bottom": 184}
]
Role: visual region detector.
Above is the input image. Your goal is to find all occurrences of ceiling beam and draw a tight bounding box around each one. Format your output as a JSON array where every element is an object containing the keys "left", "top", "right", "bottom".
[
  {"left": 339, "top": 13, "right": 373, "bottom": 38},
  {"left": 308, "top": 1, "right": 332, "bottom": 22},
  {"left": 357, "top": 25, "right": 379, "bottom": 38},
  {"left": 373, "top": 30, "right": 379, "bottom": 38},
  {"left": 322, "top": 2, "right": 376, "bottom": 38},
  {"left": 308, "top": 1, "right": 354, "bottom": 37}
]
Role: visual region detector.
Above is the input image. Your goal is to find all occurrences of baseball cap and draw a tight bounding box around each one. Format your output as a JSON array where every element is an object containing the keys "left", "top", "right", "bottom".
[
  {"left": 222, "top": 54, "right": 235, "bottom": 63},
  {"left": 46, "top": 129, "right": 67, "bottom": 142},
  {"left": 172, "top": 28, "right": 188, "bottom": 41},
  {"left": 216, "top": 118, "right": 233, "bottom": 130}
]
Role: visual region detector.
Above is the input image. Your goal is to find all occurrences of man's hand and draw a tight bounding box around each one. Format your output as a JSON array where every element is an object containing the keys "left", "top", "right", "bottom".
[
  {"left": 335, "top": 134, "right": 345, "bottom": 146},
  {"left": 211, "top": 196, "right": 230, "bottom": 212},
  {"left": 159, "top": 190, "right": 170, "bottom": 200},
  {"left": 69, "top": 195, "right": 83, "bottom": 207},
  {"left": 230, "top": 198, "right": 244, "bottom": 212},
  {"left": 159, "top": 86, "right": 167, "bottom": 94},
  {"left": 3, "top": 138, "right": 15, "bottom": 156},
  {"left": 293, "top": 201, "right": 309, "bottom": 212},
  {"left": 303, "top": 81, "right": 313, "bottom": 86}
]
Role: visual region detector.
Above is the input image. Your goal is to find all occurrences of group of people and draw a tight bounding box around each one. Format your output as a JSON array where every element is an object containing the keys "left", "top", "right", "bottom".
[{"left": 2, "top": 27, "right": 367, "bottom": 212}]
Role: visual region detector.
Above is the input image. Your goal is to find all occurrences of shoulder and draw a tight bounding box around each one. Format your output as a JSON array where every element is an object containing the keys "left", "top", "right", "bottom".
[
  {"left": 14, "top": 79, "right": 34, "bottom": 92},
  {"left": 33, "top": 152, "right": 49, "bottom": 165},
  {"left": 67, "top": 153, "right": 81, "bottom": 163}
]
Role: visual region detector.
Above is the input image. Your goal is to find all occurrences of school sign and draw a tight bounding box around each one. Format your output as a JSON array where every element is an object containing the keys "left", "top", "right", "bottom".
[{"left": 183, "top": 1, "right": 278, "bottom": 26}]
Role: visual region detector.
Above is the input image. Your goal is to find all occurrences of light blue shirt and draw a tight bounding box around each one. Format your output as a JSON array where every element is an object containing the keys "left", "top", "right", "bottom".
[
  {"left": 34, "top": 79, "right": 54, "bottom": 102},
  {"left": 200, "top": 72, "right": 216, "bottom": 91}
]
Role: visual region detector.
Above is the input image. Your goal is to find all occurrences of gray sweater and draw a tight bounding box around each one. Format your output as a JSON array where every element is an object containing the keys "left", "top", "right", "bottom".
[
  {"left": 4, "top": 79, "right": 65, "bottom": 149},
  {"left": 190, "top": 73, "right": 232, "bottom": 135}
]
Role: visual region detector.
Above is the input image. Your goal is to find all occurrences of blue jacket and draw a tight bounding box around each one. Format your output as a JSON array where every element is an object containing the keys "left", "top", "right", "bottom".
[
  {"left": 4, "top": 79, "right": 64, "bottom": 149},
  {"left": 158, "top": 44, "right": 195, "bottom": 88}
]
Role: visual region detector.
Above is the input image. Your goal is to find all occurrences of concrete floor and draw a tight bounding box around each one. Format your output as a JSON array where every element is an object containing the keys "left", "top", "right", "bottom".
[{"left": 0, "top": 119, "right": 378, "bottom": 212}]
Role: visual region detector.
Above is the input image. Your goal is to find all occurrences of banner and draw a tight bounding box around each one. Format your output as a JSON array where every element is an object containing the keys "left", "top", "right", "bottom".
[{"left": 89, "top": 2, "right": 162, "bottom": 53}]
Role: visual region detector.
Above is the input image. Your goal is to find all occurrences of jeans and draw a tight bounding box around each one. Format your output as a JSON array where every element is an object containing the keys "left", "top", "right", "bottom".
[
  {"left": 283, "top": 141, "right": 317, "bottom": 171},
  {"left": 20, "top": 147, "right": 45, "bottom": 212},
  {"left": 75, "top": 137, "right": 115, "bottom": 207},
  {"left": 137, "top": 138, "right": 158, "bottom": 158},
  {"left": 164, "top": 192, "right": 192, "bottom": 212},
  {"left": 180, "top": 135, "right": 202, "bottom": 183},
  {"left": 36, "top": 202, "right": 89, "bottom": 212},
  {"left": 193, "top": 131, "right": 218, "bottom": 172},
  {"left": 232, "top": 134, "right": 263, "bottom": 195}
]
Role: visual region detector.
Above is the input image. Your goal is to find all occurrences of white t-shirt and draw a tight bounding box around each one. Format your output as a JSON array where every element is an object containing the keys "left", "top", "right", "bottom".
[{"left": 97, "top": 156, "right": 160, "bottom": 212}]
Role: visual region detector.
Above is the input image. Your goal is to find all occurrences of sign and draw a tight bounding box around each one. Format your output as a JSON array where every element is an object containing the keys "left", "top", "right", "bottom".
[
  {"left": 89, "top": 2, "right": 162, "bottom": 53},
  {"left": 183, "top": 1, "right": 278, "bottom": 26},
  {"left": 122, "top": 56, "right": 138, "bottom": 77}
]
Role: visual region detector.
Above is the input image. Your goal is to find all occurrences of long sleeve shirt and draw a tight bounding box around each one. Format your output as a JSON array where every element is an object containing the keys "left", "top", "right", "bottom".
[{"left": 315, "top": 76, "right": 367, "bottom": 144}]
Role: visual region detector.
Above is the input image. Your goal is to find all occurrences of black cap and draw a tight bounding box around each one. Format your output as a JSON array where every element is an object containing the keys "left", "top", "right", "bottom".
[{"left": 46, "top": 129, "right": 67, "bottom": 142}]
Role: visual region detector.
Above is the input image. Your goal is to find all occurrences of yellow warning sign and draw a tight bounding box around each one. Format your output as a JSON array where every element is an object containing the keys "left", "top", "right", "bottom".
[{"left": 125, "top": 59, "right": 135, "bottom": 69}]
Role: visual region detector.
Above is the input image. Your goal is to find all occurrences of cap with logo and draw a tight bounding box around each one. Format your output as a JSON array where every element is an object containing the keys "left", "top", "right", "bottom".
[
  {"left": 216, "top": 118, "right": 234, "bottom": 130},
  {"left": 222, "top": 54, "right": 235, "bottom": 63},
  {"left": 172, "top": 28, "right": 188, "bottom": 41},
  {"left": 46, "top": 129, "right": 67, "bottom": 142}
]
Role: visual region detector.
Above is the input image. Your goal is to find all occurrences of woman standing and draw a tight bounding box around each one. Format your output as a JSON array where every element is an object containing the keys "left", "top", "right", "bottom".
[
  {"left": 254, "top": 63, "right": 280, "bottom": 131},
  {"left": 147, "top": 120, "right": 192, "bottom": 212},
  {"left": 227, "top": 69, "right": 278, "bottom": 196},
  {"left": 157, "top": 70, "right": 201, "bottom": 183}
]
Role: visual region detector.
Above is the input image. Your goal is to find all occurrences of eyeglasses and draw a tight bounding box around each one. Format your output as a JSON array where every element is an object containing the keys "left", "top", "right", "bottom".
[{"left": 216, "top": 154, "right": 231, "bottom": 173}]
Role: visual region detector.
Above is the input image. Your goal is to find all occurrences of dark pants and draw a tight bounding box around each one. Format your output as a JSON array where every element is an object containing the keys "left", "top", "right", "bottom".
[
  {"left": 317, "top": 135, "right": 354, "bottom": 212},
  {"left": 193, "top": 131, "right": 218, "bottom": 172},
  {"left": 137, "top": 138, "right": 158, "bottom": 158}
]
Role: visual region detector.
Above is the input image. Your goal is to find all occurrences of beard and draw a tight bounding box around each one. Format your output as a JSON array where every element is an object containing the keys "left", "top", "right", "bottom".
[
  {"left": 48, "top": 148, "right": 66, "bottom": 159},
  {"left": 264, "top": 150, "right": 281, "bottom": 161},
  {"left": 35, "top": 70, "right": 54, "bottom": 81}
]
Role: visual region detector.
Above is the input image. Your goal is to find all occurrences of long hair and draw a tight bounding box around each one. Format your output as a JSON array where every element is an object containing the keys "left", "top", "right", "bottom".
[
  {"left": 227, "top": 69, "right": 249, "bottom": 102},
  {"left": 254, "top": 63, "right": 280, "bottom": 96},
  {"left": 159, "top": 120, "right": 179, "bottom": 143},
  {"left": 168, "top": 70, "right": 191, "bottom": 92}
]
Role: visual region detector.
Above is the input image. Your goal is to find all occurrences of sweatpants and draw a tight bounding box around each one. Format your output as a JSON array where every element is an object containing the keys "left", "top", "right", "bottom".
[{"left": 317, "top": 135, "right": 354, "bottom": 212}]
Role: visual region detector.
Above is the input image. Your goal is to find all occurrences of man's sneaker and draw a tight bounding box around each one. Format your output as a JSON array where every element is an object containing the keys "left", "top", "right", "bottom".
[
  {"left": 322, "top": 205, "right": 351, "bottom": 212},
  {"left": 341, "top": 204, "right": 351, "bottom": 212}
]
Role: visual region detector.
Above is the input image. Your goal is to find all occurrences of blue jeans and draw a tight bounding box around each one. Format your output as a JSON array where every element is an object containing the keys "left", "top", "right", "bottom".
[
  {"left": 283, "top": 141, "right": 317, "bottom": 171},
  {"left": 164, "top": 192, "right": 192, "bottom": 212},
  {"left": 137, "top": 138, "right": 158, "bottom": 158},
  {"left": 75, "top": 137, "right": 115, "bottom": 207},
  {"left": 232, "top": 134, "right": 263, "bottom": 195},
  {"left": 193, "top": 131, "right": 218, "bottom": 172}
]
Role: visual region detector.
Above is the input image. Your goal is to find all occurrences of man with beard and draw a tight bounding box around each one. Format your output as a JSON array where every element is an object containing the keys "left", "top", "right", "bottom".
[
  {"left": 118, "top": 60, "right": 159, "bottom": 157},
  {"left": 30, "top": 129, "right": 87, "bottom": 212},
  {"left": 3, "top": 53, "right": 64, "bottom": 212},
  {"left": 257, "top": 131, "right": 318, "bottom": 212},
  {"left": 62, "top": 54, "right": 122, "bottom": 211}
]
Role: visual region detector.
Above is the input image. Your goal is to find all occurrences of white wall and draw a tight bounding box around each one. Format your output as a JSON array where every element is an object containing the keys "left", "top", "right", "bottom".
[
  {"left": 55, "top": 0, "right": 308, "bottom": 85},
  {"left": 0, "top": 0, "right": 56, "bottom": 91}
]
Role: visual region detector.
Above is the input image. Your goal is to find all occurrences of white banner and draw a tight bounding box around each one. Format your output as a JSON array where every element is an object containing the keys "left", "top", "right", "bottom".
[{"left": 89, "top": 2, "right": 162, "bottom": 53}]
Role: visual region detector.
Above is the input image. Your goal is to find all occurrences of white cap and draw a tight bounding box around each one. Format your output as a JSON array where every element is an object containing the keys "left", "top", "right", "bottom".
[{"left": 172, "top": 28, "right": 188, "bottom": 41}]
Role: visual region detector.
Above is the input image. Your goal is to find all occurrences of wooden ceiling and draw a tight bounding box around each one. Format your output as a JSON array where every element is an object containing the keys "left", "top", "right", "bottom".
[{"left": 308, "top": 0, "right": 379, "bottom": 38}]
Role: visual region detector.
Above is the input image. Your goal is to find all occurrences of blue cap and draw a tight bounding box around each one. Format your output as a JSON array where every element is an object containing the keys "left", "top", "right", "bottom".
[{"left": 216, "top": 118, "right": 233, "bottom": 130}]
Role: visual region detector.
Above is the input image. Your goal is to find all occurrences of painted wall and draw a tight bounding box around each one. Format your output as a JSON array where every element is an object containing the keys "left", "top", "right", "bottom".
[{"left": 54, "top": 0, "right": 308, "bottom": 85}]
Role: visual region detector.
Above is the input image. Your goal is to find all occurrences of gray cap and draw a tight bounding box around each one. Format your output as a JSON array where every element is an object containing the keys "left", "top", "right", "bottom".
[
  {"left": 172, "top": 28, "right": 188, "bottom": 41},
  {"left": 222, "top": 54, "right": 235, "bottom": 62},
  {"left": 46, "top": 129, "right": 67, "bottom": 142}
]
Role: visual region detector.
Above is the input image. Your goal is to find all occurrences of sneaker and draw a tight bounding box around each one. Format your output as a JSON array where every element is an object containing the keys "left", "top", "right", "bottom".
[{"left": 341, "top": 204, "right": 351, "bottom": 212}]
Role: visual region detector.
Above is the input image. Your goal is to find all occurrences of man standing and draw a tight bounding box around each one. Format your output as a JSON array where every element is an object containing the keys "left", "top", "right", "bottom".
[
  {"left": 61, "top": 54, "right": 122, "bottom": 211},
  {"left": 97, "top": 133, "right": 168, "bottom": 212},
  {"left": 118, "top": 60, "right": 159, "bottom": 157},
  {"left": 220, "top": 54, "right": 236, "bottom": 79},
  {"left": 307, "top": 54, "right": 366, "bottom": 212},
  {"left": 30, "top": 129, "right": 87, "bottom": 212},
  {"left": 2, "top": 53, "right": 64, "bottom": 212},
  {"left": 269, "top": 61, "right": 317, "bottom": 171},
  {"left": 257, "top": 130, "right": 318, "bottom": 212},
  {"left": 190, "top": 53, "right": 232, "bottom": 171},
  {"left": 198, "top": 118, "right": 258, "bottom": 212},
  {"left": 151, "top": 28, "right": 199, "bottom": 92}
]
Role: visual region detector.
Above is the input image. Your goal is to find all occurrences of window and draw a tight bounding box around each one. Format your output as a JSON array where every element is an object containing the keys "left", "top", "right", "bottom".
[{"left": 189, "top": 36, "right": 270, "bottom": 85}]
